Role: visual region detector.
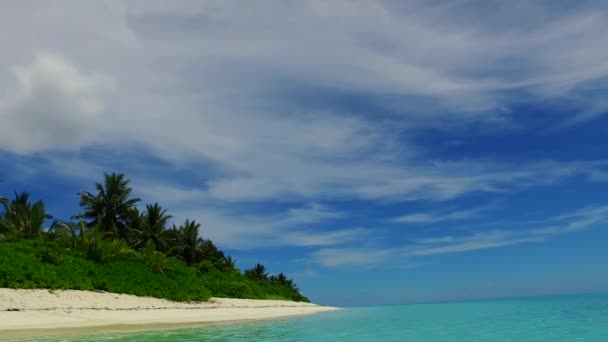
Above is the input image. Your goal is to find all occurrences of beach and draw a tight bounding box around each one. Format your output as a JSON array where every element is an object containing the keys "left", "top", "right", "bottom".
[{"left": 0, "top": 289, "right": 338, "bottom": 339}]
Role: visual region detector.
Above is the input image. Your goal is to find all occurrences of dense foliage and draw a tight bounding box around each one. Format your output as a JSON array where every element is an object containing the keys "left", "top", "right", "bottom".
[
  {"left": 0, "top": 173, "right": 309, "bottom": 303},
  {"left": 0, "top": 240, "right": 211, "bottom": 301}
]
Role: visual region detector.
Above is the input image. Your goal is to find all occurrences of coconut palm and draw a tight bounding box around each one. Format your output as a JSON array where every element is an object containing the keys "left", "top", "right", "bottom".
[
  {"left": 0, "top": 192, "right": 52, "bottom": 239},
  {"left": 168, "top": 219, "right": 203, "bottom": 266},
  {"left": 130, "top": 203, "right": 172, "bottom": 251},
  {"left": 47, "top": 220, "right": 91, "bottom": 250},
  {"left": 223, "top": 255, "right": 237, "bottom": 270},
  {"left": 274, "top": 273, "right": 288, "bottom": 285},
  {"left": 245, "top": 263, "right": 268, "bottom": 281},
  {"left": 0, "top": 196, "right": 9, "bottom": 237},
  {"left": 0, "top": 217, "right": 7, "bottom": 237},
  {"left": 197, "top": 239, "right": 225, "bottom": 263},
  {"left": 76, "top": 173, "right": 140, "bottom": 240}
]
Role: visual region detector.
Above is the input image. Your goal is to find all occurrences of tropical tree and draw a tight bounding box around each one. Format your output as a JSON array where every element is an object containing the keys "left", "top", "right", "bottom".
[
  {"left": 223, "top": 255, "right": 237, "bottom": 270},
  {"left": 270, "top": 272, "right": 288, "bottom": 285},
  {"left": 277, "top": 273, "right": 298, "bottom": 290},
  {"left": 197, "top": 239, "right": 227, "bottom": 266},
  {"left": 0, "top": 192, "right": 52, "bottom": 239},
  {"left": 0, "top": 218, "right": 6, "bottom": 237},
  {"left": 244, "top": 263, "right": 268, "bottom": 281},
  {"left": 168, "top": 219, "right": 203, "bottom": 266},
  {"left": 76, "top": 173, "right": 140, "bottom": 240},
  {"left": 47, "top": 220, "right": 91, "bottom": 250},
  {"left": 0, "top": 196, "right": 8, "bottom": 237},
  {"left": 130, "top": 203, "right": 172, "bottom": 251}
]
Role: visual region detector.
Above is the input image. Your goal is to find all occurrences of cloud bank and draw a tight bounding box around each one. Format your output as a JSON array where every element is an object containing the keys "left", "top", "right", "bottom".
[{"left": 1, "top": 1, "right": 608, "bottom": 268}]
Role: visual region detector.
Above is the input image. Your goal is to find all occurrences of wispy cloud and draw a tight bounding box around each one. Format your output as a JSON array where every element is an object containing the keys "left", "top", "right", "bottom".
[
  {"left": 310, "top": 247, "right": 399, "bottom": 268},
  {"left": 410, "top": 204, "right": 608, "bottom": 256},
  {"left": 280, "top": 203, "right": 346, "bottom": 226},
  {"left": 390, "top": 208, "right": 483, "bottom": 224},
  {"left": 312, "top": 205, "right": 608, "bottom": 268},
  {"left": 171, "top": 204, "right": 361, "bottom": 250},
  {"left": 555, "top": 98, "right": 608, "bottom": 128},
  {"left": 408, "top": 230, "right": 546, "bottom": 256}
]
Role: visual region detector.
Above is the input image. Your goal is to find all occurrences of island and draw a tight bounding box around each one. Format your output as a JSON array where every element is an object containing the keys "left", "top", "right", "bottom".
[{"left": 0, "top": 173, "right": 336, "bottom": 338}]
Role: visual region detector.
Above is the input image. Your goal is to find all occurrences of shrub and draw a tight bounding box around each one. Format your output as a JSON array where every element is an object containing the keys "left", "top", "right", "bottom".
[
  {"left": 198, "top": 260, "right": 215, "bottom": 274},
  {"left": 141, "top": 241, "right": 172, "bottom": 274},
  {"left": 40, "top": 249, "right": 61, "bottom": 265},
  {"left": 0, "top": 240, "right": 210, "bottom": 301},
  {"left": 0, "top": 240, "right": 308, "bottom": 302}
]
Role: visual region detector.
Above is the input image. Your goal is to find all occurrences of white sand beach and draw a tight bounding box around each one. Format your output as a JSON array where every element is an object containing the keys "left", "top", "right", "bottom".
[{"left": 0, "top": 289, "right": 338, "bottom": 339}]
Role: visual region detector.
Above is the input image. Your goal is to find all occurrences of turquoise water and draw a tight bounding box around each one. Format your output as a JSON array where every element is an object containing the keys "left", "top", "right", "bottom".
[{"left": 26, "top": 294, "right": 608, "bottom": 341}]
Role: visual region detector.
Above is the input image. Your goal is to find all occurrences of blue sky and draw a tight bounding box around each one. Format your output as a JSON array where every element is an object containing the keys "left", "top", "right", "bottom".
[{"left": 1, "top": 1, "right": 608, "bottom": 306}]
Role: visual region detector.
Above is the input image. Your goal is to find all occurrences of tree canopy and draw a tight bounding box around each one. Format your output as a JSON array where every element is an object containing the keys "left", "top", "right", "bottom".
[
  {"left": 0, "top": 192, "right": 52, "bottom": 239},
  {"left": 76, "top": 173, "right": 140, "bottom": 240}
]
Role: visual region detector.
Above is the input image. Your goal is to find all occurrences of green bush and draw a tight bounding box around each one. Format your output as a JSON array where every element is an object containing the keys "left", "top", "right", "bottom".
[
  {"left": 0, "top": 240, "right": 308, "bottom": 302},
  {"left": 87, "top": 239, "right": 137, "bottom": 263},
  {"left": 0, "top": 240, "right": 210, "bottom": 301},
  {"left": 40, "top": 248, "right": 61, "bottom": 265},
  {"left": 198, "top": 260, "right": 215, "bottom": 274},
  {"left": 141, "top": 241, "right": 172, "bottom": 274},
  {"left": 199, "top": 268, "right": 309, "bottom": 302}
]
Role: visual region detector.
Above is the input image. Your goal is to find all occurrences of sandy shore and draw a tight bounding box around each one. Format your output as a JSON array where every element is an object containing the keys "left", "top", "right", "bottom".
[{"left": 0, "top": 289, "right": 338, "bottom": 339}]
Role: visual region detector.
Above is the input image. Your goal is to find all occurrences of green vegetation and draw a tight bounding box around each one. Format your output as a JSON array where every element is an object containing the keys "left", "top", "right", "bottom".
[
  {"left": 0, "top": 173, "right": 309, "bottom": 303},
  {"left": 0, "top": 240, "right": 211, "bottom": 301}
]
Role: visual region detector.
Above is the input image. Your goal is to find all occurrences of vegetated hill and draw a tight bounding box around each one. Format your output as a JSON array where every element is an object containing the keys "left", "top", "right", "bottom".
[
  {"left": 0, "top": 173, "right": 309, "bottom": 303},
  {"left": 0, "top": 240, "right": 309, "bottom": 302}
]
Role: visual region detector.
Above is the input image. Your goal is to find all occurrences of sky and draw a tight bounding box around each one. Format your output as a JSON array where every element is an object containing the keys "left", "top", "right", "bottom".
[{"left": 1, "top": 0, "right": 608, "bottom": 307}]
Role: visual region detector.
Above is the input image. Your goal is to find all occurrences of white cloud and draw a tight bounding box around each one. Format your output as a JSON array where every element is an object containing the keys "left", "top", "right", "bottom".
[
  {"left": 283, "top": 227, "right": 370, "bottom": 248},
  {"left": 310, "top": 247, "right": 398, "bottom": 268},
  {"left": 1, "top": 1, "right": 608, "bottom": 204},
  {"left": 280, "top": 203, "right": 346, "bottom": 226},
  {"left": 587, "top": 170, "right": 608, "bottom": 182},
  {"left": 0, "top": 54, "right": 114, "bottom": 153},
  {"left": 170, "top": 204, "right": 360, "bottom": 250},
  {"left": 125, "top": 1, "right": 608, "bottom": 108},
  {"left": 556, "top": 98, "right": 608, "bottom": 128},
  {"left": 391, "top": 208, "right": 482, "bottom": 224},
  {"left": 312, "top": 204, "right": 608, "bottom": 268},
  {"left": 408, "top": 231, "right": 546, "bottom": 256},
  {"left": 408, "top": 204, "right": 608, "bottom": 257}
]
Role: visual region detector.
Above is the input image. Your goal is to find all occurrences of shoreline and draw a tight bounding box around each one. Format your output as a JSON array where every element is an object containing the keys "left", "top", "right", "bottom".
[{"left": 0, "top": 289, "right": 338, "bottom": 340}]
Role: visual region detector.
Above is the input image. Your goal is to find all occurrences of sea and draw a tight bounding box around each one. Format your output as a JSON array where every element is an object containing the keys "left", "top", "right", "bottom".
[{"left": 22, "top": 293, "right": 608, "bottom": 341}]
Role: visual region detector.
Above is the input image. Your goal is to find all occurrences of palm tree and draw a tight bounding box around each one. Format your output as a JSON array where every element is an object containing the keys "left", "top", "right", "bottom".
[
  {"left": 47, "top": 220, "right": 92, "bottom": 250},
  {"left": 275, "top": 273, "right": 288, "bottom": 285},
  {"left": 76, "top": 173, "right": 140, "bottom": 240},
  {"left": 130, "top": 203, "right": 172, "bottom": 251},
  {"left": 268, "top": 272, "right": 298, "bottom": 290},
  {"left": 0, "top": 196, "right": 9, "bottom": 238},
  {"left": 168, "top": 219, "right": 203, "bottom": 266},
  {"left": 245, "top": 263, "right": 268, "bottom": 281},
  {"left": 0, "top": 217, "right": 7, "bottom": 237},
  {"left": 198, "top": 239, "right": 224, "bottom": 262},
  {"left": 286, "top": 278, "right": 298, "bottom": 291},
  {"left": 0, "top": 192, "right": 52, "bottom": 239},
  {"left": 223, "top": 255, "right": 237, "bottom": 270}
]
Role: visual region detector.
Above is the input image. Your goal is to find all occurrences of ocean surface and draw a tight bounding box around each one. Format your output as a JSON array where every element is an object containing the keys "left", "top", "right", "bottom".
[{"left": 26, "top": 294, "right": 608, "bottom": 341}]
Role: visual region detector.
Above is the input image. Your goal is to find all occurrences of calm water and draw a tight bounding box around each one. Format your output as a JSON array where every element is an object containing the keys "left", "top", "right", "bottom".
[{"left": 25, "top": 294, "right": 608, "bottom": 341}]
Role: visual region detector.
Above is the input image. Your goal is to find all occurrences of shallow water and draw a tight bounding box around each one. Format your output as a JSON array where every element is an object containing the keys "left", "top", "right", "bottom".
[{"left": 21, "top": 294, "right": 608, "bottom": 341}]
